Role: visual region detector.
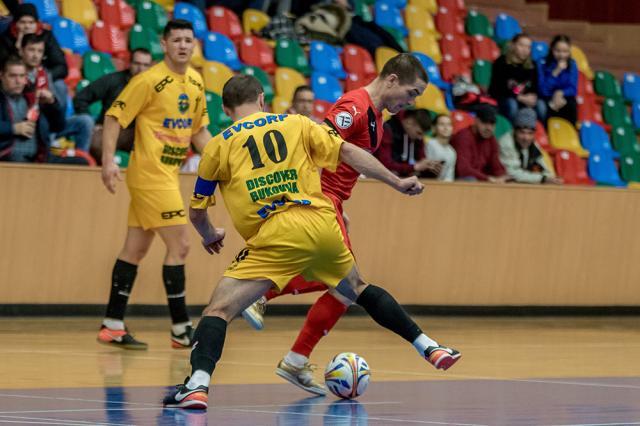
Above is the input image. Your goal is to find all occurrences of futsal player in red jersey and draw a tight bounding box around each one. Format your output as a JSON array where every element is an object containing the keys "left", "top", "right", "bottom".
[{"left": 242, "top": 53, "right": 461, "bottom": 395}]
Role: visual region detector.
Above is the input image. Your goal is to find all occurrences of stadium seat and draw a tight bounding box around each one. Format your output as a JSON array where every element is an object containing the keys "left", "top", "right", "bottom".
[
  {"left": 415, "top": 84, "right": 448, "bottom": 114},
  {"left": 203, "top": 32, "right": 242, "bottom": 70},
  {"left": 207, "top": 6, "right": 243, "bottom": 42},
  {"left": 239, "top": 35, "right": 276, "bottom": 74},
  {"left": 531, "top": 40, "right": 549, "bottom": 62},
  {"left": 310, "top": 41, "right": 346, "bottom": 79},
  {"left": 408, "top": 30, "right": 442, "bottom": 63},
  {"left": 633, "top": 102, "right": 640, "bottom": 130},
  {"left": 311, "top": 72, "right": 343, "bottom": 103},
  {"left": 494, "top": 13, "right": 521, "bottom": 44},
  {"left": 451, "top": 110, "right": 474, "bottom": 133},
  {"left": 312, "top": 99, "right": 332, "bottom": 121},
  {"left": 469, "top": 35, "right": 500, "bottom": 61},
  {"left": 494, "top": 113, "right": 512, "bottom": 139},
  {"left": 342, "top": 44, "right": 377, "bottom": 82},
  {"left": 409, "top": 0, "right": 437, "bottom": 15},
  {"left": 553, "top": 150, "right": 594, "bottom": 185},
  {"left": 577, "top": 71, "right": 596, "bottom": 99},
  {"left": 588, "top": 151, "right": 626, "bottom": 187},
  {"left": 602, "top": 98, "right": 632, "bottom": 127},
  {"left": 375, "top": 46, "right": 401, "bottom": 72},
  {"left": 75, "top": 79, "right": 102, "bottom": 118},
  {"left": 382, "top": 26, "right": 408, "bottom": 51},
  {"left": 52, "top": 18, "right": 90, "bottom": 55},
  {"left": 240, "top": 65, "right": 274, "bottom": 103},
  {"left": 579, "top": 121, "right": 617, "bottom": 156},
  {"left": 577, "top": 96, "right": 605, "bottom": 127},
  {"left": 594, "top": 70, "right": 623, "bottom": 100},
  {"left": 571, "top": 45, "right": 594, "bottom": 80},
  {"left": 435, "top": 6, "right": 464, "bottom": 36},
  {"left": 173, "top": 2, "right": 208, "bottom": 39},
  {"left": 64, "top": 51, "right": 82, "bottom": 89},
  {"left": 535, "top": 120, "right": 551, "bottom": 151},
  {"left": 275, "top": 67, "right": 307, "bottom": 101},
  {"left": 375, "top": 1, "right": 408, "bottom": 37},
  {"left": 548, "top": 117, "right": 589, "bottom": 157},
  {"left": 242, "top": 8, "right": 270, "bottom": 34},
  {"left": 622, "top": 73, "right": 640, "bottom": 104},
  {"left": 465, "top": 9, "right": 492, "bottom": 37},
  {"left": 406, "top": 4, "right": 439, "bottom": 36},
  {"left": 129, "top": 24, "right": 163, "bottom": 61},
  {"left": 190, "top": 40, "right": 205, "bottom": 67},
  {"left": 619, "top": 151, "right": 640, "bottom": 183},
  {"left": 472, "top": 59, "right": 491, "bottom": 90},
  {"left": 90, "top": 21, "right": 128, "bottom": 57},
  {"left": 412, "top": 52, "right": 449, "bottom": 90},
  {"left": 205, "top": 91, "right": 232, "bottom": 129},
  {"left": 152, "top": 0, "right": 174, "bottom": 11},
  {"left": 81, "top": 51, "right": 116, "bottom": 82},
  {"left": 439, "top": 0, "right": 465, "bottom": 16},
  {"left": 135, "top": 0, "right": 168, "bottom": 34},
  {"left": 62, "top": 0, "right": 98, "bottom": 28},
  {"left": 24, "top": 0, "right": 58, "bottom": 23},
  {"left": 611, "top": 125, "right": 640, "bottom": 155},
  {"left": 344, "top": 72, "right": 375, "bottom": 92},
  {"left": 271, "top": 96, "right": 290, "bottom": 114},
  {"left": 275, "top": 38, "right": 310, "bottom": 75},
  {"left": 440, "top": 33, "right": 471, "bottom": 64},
  {"left": 441, "top": 53, "right": 470, "bottom": 82},
  {"left": 202, "top": 61, "right": 234, "bottom": 95},
  {"left": 99, "top": 0, "right": 135, "bottom": 29}
]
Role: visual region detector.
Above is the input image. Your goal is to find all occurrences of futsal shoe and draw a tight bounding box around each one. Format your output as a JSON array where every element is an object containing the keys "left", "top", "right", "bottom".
[
  {"left": 171, "top": 325, "right": 195, "bottom": 349},
  {"left": 275, "top": 359, "right": 327, "bottom": 396},
  {"left": 425, "top": 345, "right": 461, "bottom": 370},
  {"left": 97, "top": 326, "right": 148, "bottom": 350},
  {"left": 163, "top": 378, "right": 208, "bottom": 409},
  {"left": 242, "top": 296, "right": 266, "bottom": 330}
]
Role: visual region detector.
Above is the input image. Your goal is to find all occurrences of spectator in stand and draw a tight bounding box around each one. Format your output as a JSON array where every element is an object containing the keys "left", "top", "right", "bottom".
[
  {"left": 376, "top": 109, "right": 443, "bottom": 177},
  {"left": 537, "top": 34, "right": 578, "bottom": 125},
  {"left": 73, "top": 48, "right": 153, "bottom": 164},
  {"left": 425, "top": 114, "right": 456, "bottom": 182},
  {"left": 498, "top": 108, "right": 562, "bottom": 185},
  {"left": 0, "top": 57, "right": 64, "bottom": 162},
  {"left": 287, "top": 85, "right": 314, "bottom": 118},
  {"left": 451, "top": 105, "right": 508, "bottom": 183},
  {"left": 489, "top": 33, "right": 546, "bottom": 123}
]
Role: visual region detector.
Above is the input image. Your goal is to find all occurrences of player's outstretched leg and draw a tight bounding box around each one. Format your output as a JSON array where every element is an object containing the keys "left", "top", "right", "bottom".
[
  {"left": 98, "top": 227, "right": 153, "bottom": 350},
  {"left": 163, "top": 277, "right": 274, "bottom": 410},
  {"left": 158, "top": 226, "right": 194, "bottom": 349}
]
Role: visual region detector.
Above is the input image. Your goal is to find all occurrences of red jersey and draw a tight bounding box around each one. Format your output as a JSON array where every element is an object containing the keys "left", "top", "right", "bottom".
[{"left": 321, "top": 88, "right": 384, "bottom": 201}]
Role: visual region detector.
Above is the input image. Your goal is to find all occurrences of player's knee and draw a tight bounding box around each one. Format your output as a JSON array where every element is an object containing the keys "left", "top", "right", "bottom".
[
  {"left": 121, "top": 245, "right": 149, "bottom": 264},
  {"left": 169, "top": 238, "right": 190, "bottom": 261},
  {"left": 202, "top": 305, "right": 232, "bottom": 321}
]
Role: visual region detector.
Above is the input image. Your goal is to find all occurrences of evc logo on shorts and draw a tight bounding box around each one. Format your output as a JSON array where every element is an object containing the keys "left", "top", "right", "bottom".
[{"left": 178, "top": 94, "right": 190, "bottom": 114}]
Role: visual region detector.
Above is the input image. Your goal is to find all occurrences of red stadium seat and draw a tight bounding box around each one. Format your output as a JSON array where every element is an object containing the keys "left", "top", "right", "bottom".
[
  {"left": 207, "top": 6, "right": 243, "bottom": 42},
  {"left": 435, "top": 6, "right": 464, "bottom": 36},
  {"left": 312, "top": 99, "right": 333, "bottom": 122},
  {"left": 342, "top": 44, "right": 377, "bottom": 82},
  {"left": 64, "top": 51, "right": 82, "bottom": 90},
  {"left": 535, "top": 120, "right": 551, "bottom": 151},
  {"left": 98, "top": 0, "right": 135, "bottom": 29},
  {"left": 553, "top": 150, "right": 595, "bottom": 185},
  {"left": 91, "top": 21, "right": 128, "bottom": 57},
  {"left": 239, "top": 35, "right": 276, "bottom": 73},
  {"left": 451, "top": 110, "right": 474, "bottom": 133},
  {"left": 438, "top": 0, "right": 466, "bottom": 17},
  {"left": 440, "top": 33, "right": 471, "bottom": 64},
  {"left": 344, "top": 72, "right": 375, "bottom": 92},
  {"left": 469, "top": 35, "right": 500, "bottom": 62},
  {"left": 577, "top": 95, "right": 607, "bottom": 129},
  {"left": 440, "top": 52, "right": 471, "bottom": 81}
]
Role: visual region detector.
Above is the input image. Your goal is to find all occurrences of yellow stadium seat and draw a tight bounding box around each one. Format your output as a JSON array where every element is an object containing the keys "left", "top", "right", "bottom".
[
  {"left": 548, "top": 117, "right": 590, "bottom": 158},
  {"left": 274, "top": 67, "right": 306, "bottom": 101},
  {"left": 191, "top": 40, "right": 205, "bottom": 68},
  {"left": 571, "top": 45, "right": 594, "bottom": 80},
  {"left": 405, "top": 4, "right": 440, "bottom": 38},
  {"left": 62, "top": 0, "right": 98, "bottom": 28},
  {"left": 271, "top": 96, "right": 291, "bottom": 114},
  {"left": 415, "top": 84, "right": 449, "bottom": 115},
  {"left": 0, "top": 1, "right": 8, "bottom": 15},
  {"left": 409, "top": 0, "right": 437, "bottom": 15},
  {"left": 375, "top": 47, "right": 401, "bottom": 73},
  {"left": 203, "top": 61, "right": 235, "bottom": 95},
  {"left": 154, "top": 0, "right": 174, "bottom": 11},
  {"left": 408, "top": 29, "right": 442, "bottom": 63},
  {"left": 539, "top": 147, "right": 556, "bottom": 176},
  {"left": 243, "top": 8, "right": 270, "bottom": 34}
]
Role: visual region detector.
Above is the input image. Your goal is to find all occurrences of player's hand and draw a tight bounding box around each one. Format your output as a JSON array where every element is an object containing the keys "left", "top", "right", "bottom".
[
  {"left": 101, "top": 161, "right": 122, "bottom": 194},
  {"left": 13, "top": 121, "right": 35, "bottom": 138},
  {"left": 395, "top": 176, "right": 424, "bottom": 195},
  {"left": 202, "top": 228, "right": 226, "bottom": 254}
]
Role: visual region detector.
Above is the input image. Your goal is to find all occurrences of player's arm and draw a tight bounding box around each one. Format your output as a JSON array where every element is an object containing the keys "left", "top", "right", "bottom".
[
  {"left": 190, "top": 125, "right": 212, "bottom": 154},
  {"left": 101, "top": 115, "right": 123, "bottom": 194}
]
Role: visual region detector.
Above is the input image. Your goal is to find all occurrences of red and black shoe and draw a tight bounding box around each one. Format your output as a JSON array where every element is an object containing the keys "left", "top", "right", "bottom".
[
  {"left": 425, "top": 345, "right": 461, "bottom": 370},
  {"left": 97, "top": 326, "right": 148, "bottom": 350},
  {"left": 163, "top": 378, "right": 208, "bottom": 409}
]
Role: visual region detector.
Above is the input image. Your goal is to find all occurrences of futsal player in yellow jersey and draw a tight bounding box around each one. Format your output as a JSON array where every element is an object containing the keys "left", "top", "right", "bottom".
[
  {"left": 97, "top": 20, "right": 211, "bottom": 350},
  {"left": 163, "top": 75, "right": 458, "bottom": 409}
]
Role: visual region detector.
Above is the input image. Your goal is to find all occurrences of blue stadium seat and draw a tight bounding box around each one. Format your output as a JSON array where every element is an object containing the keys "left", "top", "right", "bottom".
[
  {"left": 633, "top": 102, "right": 640, "bottom": 130},
  {"left": 412, "top": 52, "right": 450, "bottom": 90},
  {"left": 588, "top": 151, "right": 626, "bottom": 187},
  {"left": 173, "top": 2, "right": 208, "bottom": 39},
  {"left": 375, "top": 1, "right": 408, "bottom": 37},
  {"left": 52, "top": 17, "right": 90, "bottom": 55},
  {"left": 24, "top": 0, "right": 59, "bottom": 23},
  {"left": 494, "top": 13, "right": 521, "bottom": 43},
  {"left": 623, "top": 73, "right": 640, "bottom": 104},
  {"left": 311, "top": 72, "right": 343, "bottom": 103},
  {"left": 531, "top": 40, "right": 548, "bottom": 62},
  {"left": 310, "top": 41, "right": 346, "bottom": 79},
  {"left": 579, "top": 121, "right": 618, "bottom": 157},
  {"left": 203, "top": 32, "right": 242, "bottom": 70}
]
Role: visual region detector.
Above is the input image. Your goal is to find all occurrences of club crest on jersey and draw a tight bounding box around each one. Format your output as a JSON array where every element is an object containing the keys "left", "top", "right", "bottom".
[
  {"left": 178, "top": 94, "right": 190, "bottom": 114},
  {"left": 335, "top": 111, "right": 353, "bottom": 129}
]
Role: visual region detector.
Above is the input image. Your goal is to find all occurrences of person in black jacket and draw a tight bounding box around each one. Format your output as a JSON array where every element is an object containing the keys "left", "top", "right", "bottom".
[{"left": 72, "top": 48, "right": 153, "bottom": 163}]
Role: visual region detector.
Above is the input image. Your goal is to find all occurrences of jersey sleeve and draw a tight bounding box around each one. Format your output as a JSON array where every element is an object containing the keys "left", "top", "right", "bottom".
[
  {"left": 190, "top": 136, "right": 226, "bottom": 209},
  {"left": 105, "top": 73, "right": 152, "bottom": 129},
  {"left": 302, "top": 117, "right": 344, "bottom": 172},
  {"left": 324, "top": 96, "right": 366, "bottom": 141}
]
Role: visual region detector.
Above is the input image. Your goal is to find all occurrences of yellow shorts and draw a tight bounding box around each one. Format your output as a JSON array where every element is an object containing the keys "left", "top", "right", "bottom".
[
  {"left": 127, "top": 187, "right": 187, "bottom": 230},
  {"left": 224, "top": 206, "right": 355, "bottom": 290}
]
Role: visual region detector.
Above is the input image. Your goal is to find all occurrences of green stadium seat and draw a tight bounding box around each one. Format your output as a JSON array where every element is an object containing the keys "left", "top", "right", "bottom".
[
  {"left": 81, "top": 51, "right": 115, "bottom": 82},
  {"left": 240, "top": 65, "right": 274, "bottom": 103},
  {"left": 602, "top": 97, "right": 632, "bottom": 127},
  {"left": 611, "top": 125, "right": 640, "bottom": 155},
  {"left": 75, "top": 79, "right": 102, "bottom": 119},
  {"left": 465, "top": 10, "right": 492, "bottom": 37},
  {"left": 205, "top": 91, "right": 233, "bottom": 129},
  {"left": 129, "top": 24, "right": 164, "bottom": 61},
  {"left": 135, "top": 0, "right": 168, "bottom": 34},
  {"left": 620, "top": 151, "right": 640, "bottom": 183},
  {"left": 494, "top": 113, "right": 512, "bottom": 139},
  {"left": 383, "top": 26, "right": 408, "bottom": 52},
  {"left": 353, "top": 0, "right": 373, "bottom": 22},
  {"left": 594, "top": 70, "right": 623, "bottom": 100},
  {"left": 275, "top": 39, "right": 310, "bottom": 76},
  {"left": 472, "top": 59, "right": 492, "bottom": 89},
  {"left": 114, "top": 150, "right": 130, "bottom": 168}
]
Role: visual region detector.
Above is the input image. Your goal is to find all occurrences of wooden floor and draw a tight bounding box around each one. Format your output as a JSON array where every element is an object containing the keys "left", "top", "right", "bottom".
[{"left": 1, "top": 315, "right": 640, "bottom": 425}]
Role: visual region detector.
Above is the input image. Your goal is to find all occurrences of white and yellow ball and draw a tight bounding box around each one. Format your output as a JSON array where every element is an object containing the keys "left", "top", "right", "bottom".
[{"left": 324, "top": 352, "right": 370, "bottom": 399}]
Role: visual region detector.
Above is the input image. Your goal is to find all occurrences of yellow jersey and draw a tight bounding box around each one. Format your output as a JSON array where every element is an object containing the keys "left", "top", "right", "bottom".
[
  {"left": 106, "top": 61, "right": 209, "bottom": 190},
  {"left": 191, "top": 112, "right": 344, "bottom": 241}
]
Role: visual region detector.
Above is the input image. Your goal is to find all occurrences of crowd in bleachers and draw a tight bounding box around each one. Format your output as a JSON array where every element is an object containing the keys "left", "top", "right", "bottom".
[{"left": 0, "top": 0, "right": 639, "bottom": 187}]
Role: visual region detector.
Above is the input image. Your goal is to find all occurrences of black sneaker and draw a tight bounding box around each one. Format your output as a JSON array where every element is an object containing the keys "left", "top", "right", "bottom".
[
  {"left": 171, "top": 325, "right": 195, "bottom": 349},
  {"left": 163, "top": 377, "right": 208, "bottom": 409},
  {"left": 97, "top": 326, "right": 148, "bottom": 350}
]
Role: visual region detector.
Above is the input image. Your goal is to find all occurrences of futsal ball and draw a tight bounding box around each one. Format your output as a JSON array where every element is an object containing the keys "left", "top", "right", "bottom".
[{"left": 324, "top": 352, "right": 370, "bottom": 399}]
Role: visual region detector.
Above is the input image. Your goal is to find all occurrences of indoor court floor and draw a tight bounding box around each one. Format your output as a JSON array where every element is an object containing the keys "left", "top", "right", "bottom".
[{"left": 1, "top": 315, "right": 639, "bottom": 425}]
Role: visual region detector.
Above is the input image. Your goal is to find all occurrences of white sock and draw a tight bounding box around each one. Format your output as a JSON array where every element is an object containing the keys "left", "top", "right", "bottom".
[
  {"left": 187, "top": 370, "right": 211, "bottom": 389},
  {"left": 103, "top": 318, "right": 125, "bottom": 331},
  {"left": 412, "top": 334, "right": 439, "bottom": 355},
  {"left": 171, "top": 321, "right": 193, "bottom": 336},
  {"left": 284, "top": 351, "right": 308, "bottom": 368}
]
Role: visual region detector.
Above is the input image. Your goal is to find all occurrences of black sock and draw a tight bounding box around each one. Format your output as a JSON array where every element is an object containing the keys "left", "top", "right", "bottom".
[
  {"left": 105, "top": 259, "right": 137, "bottom": 321},
  {"left": 356, "top": 284, "right": 422, "bottom": 343},
  {"left": 163, "top": 264, "right": 190, "bottom": 325},
  {"left": 190, "top": 316, "right": 228, "bottom": 375}
]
